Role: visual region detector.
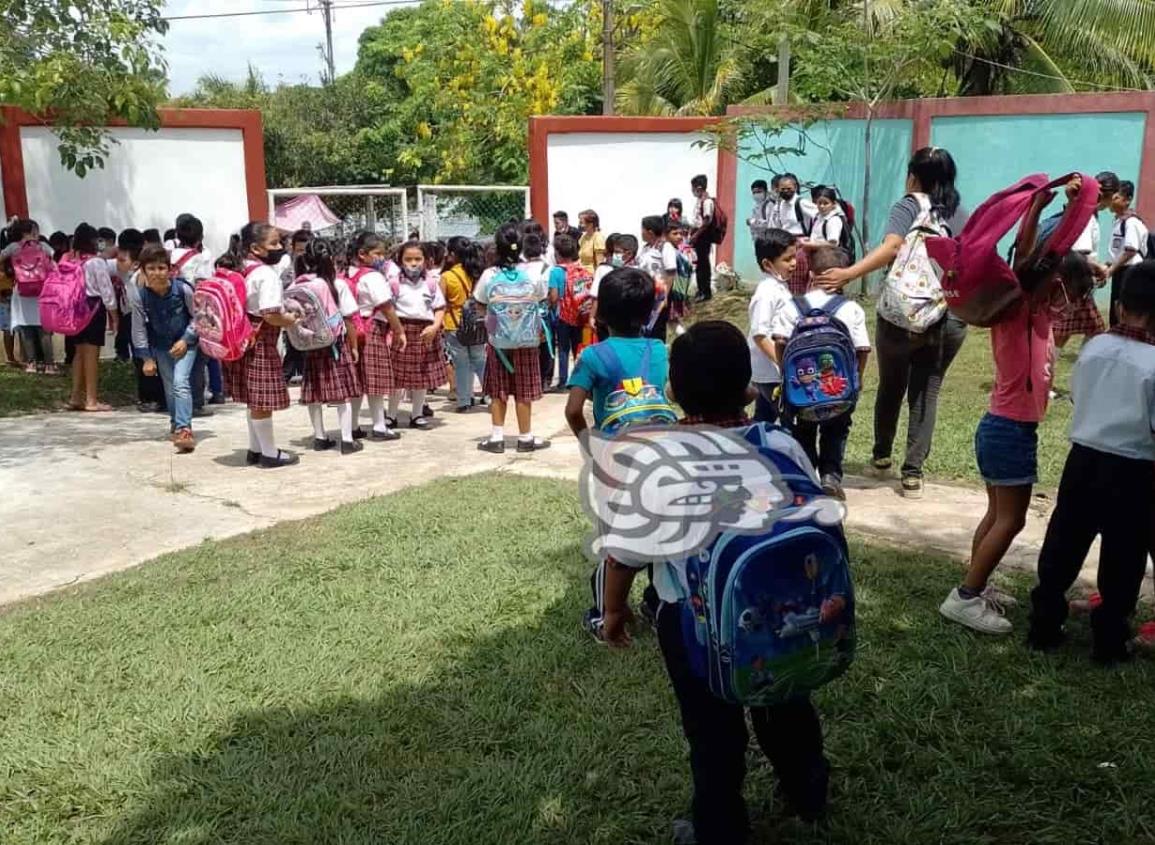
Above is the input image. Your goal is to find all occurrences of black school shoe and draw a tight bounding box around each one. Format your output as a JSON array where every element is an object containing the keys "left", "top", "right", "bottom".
[
  {"left": 341, "top": 440, "right": 364, "bottom": 455},
  {"left": 370, "top": 428, "right": 401, "bottom": 442},
  {"left": 422, "top": 403, "right": 434, "bottom": 418},
  {"left": 246, "top": 450, "right": 261, "bottom": 466},
  {"left": 515, "top": 438, "right": 551, "bottom": 453},
  {"left": 409, "top": 416, "right": 432, "bottom": 430},
  {"left": 313, "top": 437, "right": 338, "bottom": 452},
  {"left": 352, "top": 427, "right": 368, "bottom": 440},
  {"left": 259, "top": 450, "right": 300, "bottom": 469},
  {"left": 477, "top": 439, "right": 505, "bottom": 454}
]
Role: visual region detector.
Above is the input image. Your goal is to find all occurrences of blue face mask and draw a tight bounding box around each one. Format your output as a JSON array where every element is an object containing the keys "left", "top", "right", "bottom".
[
  {"left": 371, "top": 258, "right": 388, "bottom": 272},
  {"left": 611, "top": 254, "right": 625, "bottom": 268}
]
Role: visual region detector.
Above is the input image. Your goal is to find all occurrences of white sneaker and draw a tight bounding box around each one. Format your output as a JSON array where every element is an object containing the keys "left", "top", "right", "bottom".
[
  {"left": 981, "top": 584, "right": 1018, "bottom": 610},
  {"left": 939, "top": 588, "right": 1013, "bottom": 635}
]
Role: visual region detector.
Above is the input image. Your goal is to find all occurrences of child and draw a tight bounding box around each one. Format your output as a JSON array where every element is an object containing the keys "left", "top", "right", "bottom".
[
  {"left": 387, "top": 241, "right": 448, "bottom": 430},
  {"left": 521, "top": 232, "right": 556, "bottom": 390},
  {"left": 591, "top": 234, "right": 636, "bottom": 343},
  {"left": 773, "top": 246, "right": 871, "bottom": 500},
  {"left": 804, "top": 187, "right": 848, "bottom": 254},
  {"left": 940, "top": 188, "right": 1095, "bottom": 635},
  {"left": 747, "top": 229, "right": 796, "bottom": 426},
  {"left": 747, "top": 179, "right": 774, "bottom": 241},
  {"left": 475, "top": 223, "right": 551, "bottom": 454},
  {"left": 547, "top": 234, "right": 588, "bottom": 388},
  {"left": 665, "top": 221, "right": 694, "bottom": 336},
  {"left": 224, "top": 222, "right": 301, "bottom": 468},
  {"left": 66, "top": 223, "right": 119, "bottom": 412},
  {"left": 637, "top": 215, "right": 674, "bottom": 341},
  {"left": 1028, "top": 268, "right": 1155, "bottom": 663},
  {"left": 1106, "top": 180, "right": 1148, "bottom": 326},
  {"left": 566, "top": 266, "right": 668, "bottom": 640},
  {"left": 441, "top": 236, "right": 487, "bottom": 412},
  {"left": 1053, "top": 171, "right": 1117, "bottom": 348},
  {"left": 293, "top": 238, "right": 364, "bottom": 455},
  {"left": 347, "top": 231, "right": 406, "bottom": 441},
  {"left": 116, "top": 229, "right": 166, "bottom": 414},
  {"left": 130, "top": 245, "right": 200, "bottom": 453},
  {"left": 769, "top": 173, "right": 816, "bottom": 295},
  {"left": 601, "top": 320, "right": 830, "bottom": 841},
  {"left": 0, "top": 258, "right": 16, "bottom": 368},
  {"left": 171, "top": 214, "right": 224, "bottom": 411},
  {"left": 4, "top": 219, "right": 58, "bottom": 375}
]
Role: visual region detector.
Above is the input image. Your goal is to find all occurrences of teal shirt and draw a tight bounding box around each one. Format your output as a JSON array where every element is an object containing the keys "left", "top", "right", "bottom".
[{"left": 567, "top": 337, "right": 670, "bottom": 428}]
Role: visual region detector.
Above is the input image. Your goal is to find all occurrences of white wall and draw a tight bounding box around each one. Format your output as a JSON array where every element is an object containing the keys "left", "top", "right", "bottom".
[
  {"left": 20, "top": 126, "right": 250, "bottom": 256},
  {"left": 547, "top": 132, "right": 718, "bottom": 240}
]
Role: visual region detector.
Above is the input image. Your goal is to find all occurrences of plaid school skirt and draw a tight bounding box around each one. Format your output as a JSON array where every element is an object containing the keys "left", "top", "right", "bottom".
[
  {"left": 392, "top": 319, "right": 448, "bottom": 390},
  {"left": 788, "top": 241, "right": 810, "bottom": 295},
  {"left": 301, "top": 341, "right": 362, "bottom": 405},
  {"left": 224, "top": 320, "right": 290, "bottom": 412},
  {"left": 1054, "top": 294, "right": 1106, "bottom": 346},
  {"left": 483, "top": 345, "right": 543, "bottom": 402},
  {"left": 360, "top": 318, "right": 396, "bottom": 396}
]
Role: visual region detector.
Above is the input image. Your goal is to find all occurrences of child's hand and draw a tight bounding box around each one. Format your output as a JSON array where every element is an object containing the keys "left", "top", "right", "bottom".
[
  {"left": 142, "top": 359, "right": 157, "bottom": 377},
  {"left": 395, "top": 330, "right": 408, "bottom": 353},
  {"left": 170, "top": 340, "right": 188, "bottom": 360},
  {"left": 349, "top": 344, "right": 359, "bottom": 365},
  {"left": 602, "top": 607, "right": 636, "bottom": 648},
  {"left": 420, "top": 324, "right": 438, "bottom": 347}
]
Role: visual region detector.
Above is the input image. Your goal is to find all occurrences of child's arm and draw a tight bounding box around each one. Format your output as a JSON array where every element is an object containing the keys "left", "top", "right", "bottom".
[
  {"left": 565, "top": 386, "right": 589, "bottom": 439},
  {"left": 754, "top": 334, "right": 779, "bottom": 366},
  {"left": 379, "top": 301, "right": 408, "bottom": 351},
  {"left": 856, "top": 350, "right": 870, "bottom": 381},
  {"left": 261, "top": 309, "right": 297, "bottom": 328},
  {"left": 603, "top": 558, "right": 640, "bottom": 647},
  {"left": 1012, "top": 188, "right": 1056, "bottom": 274}
]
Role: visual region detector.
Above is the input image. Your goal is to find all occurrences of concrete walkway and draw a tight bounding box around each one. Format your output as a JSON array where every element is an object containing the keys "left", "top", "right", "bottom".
[{"left": 0, "top": 393, "right": 1116, "bottom": 606}]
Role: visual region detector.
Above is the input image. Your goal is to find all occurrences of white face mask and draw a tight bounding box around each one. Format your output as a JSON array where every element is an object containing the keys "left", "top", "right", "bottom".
[{"left": 753, "top": 192, "right": 766, "bottom": 203}]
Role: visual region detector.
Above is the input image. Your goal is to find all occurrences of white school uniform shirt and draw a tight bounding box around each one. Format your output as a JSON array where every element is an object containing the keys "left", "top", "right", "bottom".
[
  {"left": 772, "top": 289, "right": 872, "bottom": 351},
  {"left": 591, "top": 263, "right": 614, "bottom": 299},
  {"left": 170, "top": 246, "right": 215, "bottom": 284},
  {"left": 1071, "top": 213, "right": 1100, "bottom": 256},
  {"left": 82, "top": 256, "right": 118, "bottom": 310},
  {"left": 354, "top": 269, "right": 396, "bottom": 323},
  {"left": 747, "top": 274, "right": 793, "bottom": 384},
  {"left": 520, "top": 257, "right": 550, "bottom": 287},
  {"left": 1110, "top": 214, "right": 1148, "bottom": 266},
  {"left": 390, "top": 269, "right": 447, "bottom": 322},
  {"left": 332, "top": 277, "right": 359, "bottom": 318},
  {"left": 810, "top": 211, "right": 844, "bottom": 246},
  {"left": 1070, "top": 332, "right": 1155, "bottom": 461},
  {"left": 242, "top": 261, "right": 283, "bottom": 316},
  {"left": 770, "top": 197, "right": 817, "bottom": 236},
  {"left": 691, "top": 195, "right": 716, "bottom": 230}
]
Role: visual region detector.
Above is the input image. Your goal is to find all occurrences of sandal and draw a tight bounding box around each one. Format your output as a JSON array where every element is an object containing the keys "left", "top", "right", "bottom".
[
  {"left": 258, "top": 450, "right": 300, "bottom": 469},
  {"left": 82, "top": 403, "right": 113, "bottom": 413}
]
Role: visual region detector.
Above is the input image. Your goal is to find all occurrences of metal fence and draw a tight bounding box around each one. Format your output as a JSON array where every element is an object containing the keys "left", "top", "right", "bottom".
[{"left": 416, "top": 185, "right": 531, "bottom": 242}]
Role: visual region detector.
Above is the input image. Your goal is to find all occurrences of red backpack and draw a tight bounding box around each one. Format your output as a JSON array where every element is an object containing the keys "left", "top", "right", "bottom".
[
  {"left": 710, "top": 203, "right": 729, "bottom": 244},
  {"left": 558, "top": 263, "right": 593, "bottom": 326},
  {"left": 926, "top": 172, "right": 1099, "bottom": 327}
]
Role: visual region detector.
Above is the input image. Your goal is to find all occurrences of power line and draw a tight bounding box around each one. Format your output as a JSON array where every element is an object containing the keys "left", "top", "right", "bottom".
[
  {"left": 950, "top": 49, "right": 1149, "bottom": 93},
  {"left": 163, "top": 0, "right": 416, "bottom": 23}
]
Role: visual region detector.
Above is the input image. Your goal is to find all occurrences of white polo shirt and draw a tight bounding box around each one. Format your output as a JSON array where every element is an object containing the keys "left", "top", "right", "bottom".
[{"left": 1069, "top": 332, "right": 1155, "bottom": 461}]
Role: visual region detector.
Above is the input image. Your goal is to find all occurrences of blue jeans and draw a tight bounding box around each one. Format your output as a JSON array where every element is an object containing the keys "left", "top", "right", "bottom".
[
  {"left": 555, "top": 321, "right": 581, "bottom": 387},
  {"left": 444, "top": 333, "right": 486, "bottom": 407},
  {"left": 155, "top": 346, "right": 198, "bottom": 431}
]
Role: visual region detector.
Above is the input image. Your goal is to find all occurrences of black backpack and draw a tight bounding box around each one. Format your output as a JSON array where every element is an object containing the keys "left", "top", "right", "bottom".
[
  {"left": 454, "top": 272, "right": 488, "bottom": 347},
  {"left": 820, "top": 214, "right": 857, "bottom": 263}
]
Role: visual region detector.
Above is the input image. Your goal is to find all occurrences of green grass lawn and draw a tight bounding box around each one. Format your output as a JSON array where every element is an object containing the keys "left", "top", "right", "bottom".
[
  {"left": 3, "top": 475, "right": 1153, "bottom": 845},
  {"left": 692, "top": 290, "right": 1086, "bottom": 490},
  {"left": 0, "top": 360, "right": 137, "bottom": 417}
]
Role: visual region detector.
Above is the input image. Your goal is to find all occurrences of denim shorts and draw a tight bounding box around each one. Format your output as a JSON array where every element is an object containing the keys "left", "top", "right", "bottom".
[{"left": 975, "top": 412, "right": 1038, "bottom": 486}]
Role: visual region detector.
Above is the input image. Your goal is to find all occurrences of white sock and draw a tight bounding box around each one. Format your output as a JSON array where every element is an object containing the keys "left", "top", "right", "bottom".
[
  {"left": 519, "top": 431, "right": 534, "bottom": 443},
  {"left": 246, "top": 416, "right": 260, "bottom": 453},
  {"left": 252, "top": 416, "right": 277, "bottom": 458},
  {"left": 490, "top": 426, "right": 504, "bottom": 443},
  {"left": 337, "top": 401, "right": 353, "bottom": 442},
  {"left": 410, "top": 389, "right": 426, "bottom": 418},
  {"left": 307, "top": 404, "right": 326, "bottom": 440},
  {"left": 388, "top": 392, "right": 402, "bottom": 420},
  {"left": 368, "top": 395, "right": 387, "bottom": 433},
  {"left": 351, "top": 396, "right": 363, "bottom": 432}
]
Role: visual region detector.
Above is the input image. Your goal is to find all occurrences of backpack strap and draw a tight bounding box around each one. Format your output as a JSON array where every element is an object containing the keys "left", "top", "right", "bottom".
[
  {"left": 793, "top": 295, "right": 811, "bottom": 319},
  {"left": 173, "top": 248, "right": 200, "bottom": 272},
  {"left": 818, "top": 294, "right": 846, "bottom": 318}
]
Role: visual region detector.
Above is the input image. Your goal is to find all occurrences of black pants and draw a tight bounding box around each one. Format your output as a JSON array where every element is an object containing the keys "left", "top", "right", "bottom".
[
  {"left": 873, "top": 314, "right": 967, "bottom": 478},
  {"left": 694, "top": 239, "right": 713, "bottom": 300},
  {"left": 753, "top": 382, "right": 780, "bottom": 425},
  {"left": 791, "top": 412, "right": 853, "bottom": 481},
  {"left": 114, "top": 315, "right": 132, "bottom": 361},
  {"left": 1029, "top": 444, "right": 1154, "bottom": 655},
  {"left": 283, "top": 343, "right": 304, "bottom": 382},
  {"left": 133, "top": 358, "right": 165, "bottom": 405},
  {"left": 657, "top": 602, "right": 826, "bottom": 844}
]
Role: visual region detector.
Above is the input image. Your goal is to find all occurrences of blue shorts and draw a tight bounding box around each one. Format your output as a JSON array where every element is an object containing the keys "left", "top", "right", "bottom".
[
  {"left": 0, "top": 299, "right": 10, "bottom": 332},
  {"left": 975, "top": 412, "right": 1038, "bottom": 487}
]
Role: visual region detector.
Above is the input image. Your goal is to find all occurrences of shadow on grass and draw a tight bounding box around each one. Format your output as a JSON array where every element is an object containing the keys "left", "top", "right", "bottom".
[{"left": 96, "top": 541, "right": 1155, "bottom": 845}]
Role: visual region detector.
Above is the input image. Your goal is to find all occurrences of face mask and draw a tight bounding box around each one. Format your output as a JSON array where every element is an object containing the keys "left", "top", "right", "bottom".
[
  {"left": 402, "top": 265, "right": 424, "bottom": 282},
  {"left": 611, "top": 254, "right": 624, "bottom": 268},
  {"left": 371, "top": 257, "right": 388, "bottom": 272},
  {"left": 261, "top": 248, "right": 286, "bottom": 266},
  {"left": 753, "top": 192, "right": 766, "bottom": 203}
]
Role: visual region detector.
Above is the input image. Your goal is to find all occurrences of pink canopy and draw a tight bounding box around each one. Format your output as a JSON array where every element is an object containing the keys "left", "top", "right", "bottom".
[{"left": 274, "top": 194, "right": 341, "bottom": 232}]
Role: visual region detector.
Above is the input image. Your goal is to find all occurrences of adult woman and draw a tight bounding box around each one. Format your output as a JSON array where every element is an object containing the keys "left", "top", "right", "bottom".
[
  {"left": 816, "top": 147, "right": 968, "bottom": 500},
  {"left": 577, "top": 209, "right": 606, "bottom": 273},
  {"left": 441, "top": 236, "right": 487, "bottom": 412}
]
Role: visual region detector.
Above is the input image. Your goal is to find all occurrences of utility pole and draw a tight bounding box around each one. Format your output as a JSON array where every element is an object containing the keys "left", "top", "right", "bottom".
[
  {"left": 320, "top": 0, "right": 336, "bottom": 84},
  {"left": 602, "top": 0, "right": 614, "bottom": 115},
  {"left": 775, "top": 37, "right": 791, "bottom": 106}
]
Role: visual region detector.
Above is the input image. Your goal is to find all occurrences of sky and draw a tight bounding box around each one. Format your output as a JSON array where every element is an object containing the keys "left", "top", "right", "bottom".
[{"left": 162, "top": 0, "right": 408, "bottom": 94}]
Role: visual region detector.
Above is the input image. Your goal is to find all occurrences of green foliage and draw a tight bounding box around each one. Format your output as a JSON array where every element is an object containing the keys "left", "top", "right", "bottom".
[{"left": 0, "top": 0, "right": 169, "bottom": 174}]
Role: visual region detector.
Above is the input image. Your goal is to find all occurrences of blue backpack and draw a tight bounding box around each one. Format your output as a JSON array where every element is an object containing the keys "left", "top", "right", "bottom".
[
  {"left": 592, "top": 341, "right": 677, "bottom": 435},
  {"left": 782, "top": 295, "right": 859, "bottom": 422},
  {"left": 485, "top": 266, "right": 547, "bottom": 351},
  {"left": 679, "top": 423, "right": 855, "bottom": 706}
]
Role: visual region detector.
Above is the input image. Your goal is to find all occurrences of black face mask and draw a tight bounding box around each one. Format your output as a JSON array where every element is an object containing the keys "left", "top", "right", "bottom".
[{"left": 261, "top": 248, "right": 286, "bottom": 266}]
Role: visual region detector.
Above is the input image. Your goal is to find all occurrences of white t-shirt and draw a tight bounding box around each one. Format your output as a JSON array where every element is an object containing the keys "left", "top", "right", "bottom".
[
  {"left": 474, "top": 266, "right": 549, "bottom": 305},
  {"left": 390, "top": 270, "right": 447, "bottom": 322},
  {"left": 1072, "top": 214, "right": 1100, "bottom": 256},
  {"left": 354, "top": 269, "right": 395, "bottom": 322},
  {"left": 772, "top": 289, "right": 871, "bottom": 351},
  {"left": 170, "top": 246, "right": 215, "bottom": 284},
  {"left": 1070, "top": 332, "right": 1155, "bottom": 461},
  {"left": 242, "top": 261, "right": 283, "bottom": 316},
  {"left": 691, "top": 195, "right": 716, "bottom": 230},
  {"left": 747, "top": 275, "right": 793, "bottom": 384},
  {"left": 276, "top": 253, "right": 296, "bottom": 289},
  {"left": 591, "top": 263, "right": 614, "bottom": 299},
  {"left": 1110, "top": 215, "right": 1148, "bottom": 266},
  {"left": 520, "top": 258, "right": 550, "bottom": 287},
  {"left": 811, "top": 212, "right": 844, "bottom": 246},
  {"left": 638, "top": 241, "right": 677, "bottom": 283},
  {"left": 771, "top": 197, "right": 817, "bottom": 236}
]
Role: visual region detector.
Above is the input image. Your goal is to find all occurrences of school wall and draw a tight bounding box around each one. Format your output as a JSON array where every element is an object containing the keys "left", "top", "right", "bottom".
[{"left": 0, "top": 108, "right": 267, "bottom": 256}]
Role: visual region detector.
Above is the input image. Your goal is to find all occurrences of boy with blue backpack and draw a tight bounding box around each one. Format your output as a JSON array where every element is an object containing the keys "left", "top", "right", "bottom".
[
  {"left": 773, "top": 246, "right": 870, "bottom": 501},
  {"left": 566, "top": 267, "right": 677, "bottom": 641},
  {"left": 600, "top": 320, "right": 847, "bottom": 843}
]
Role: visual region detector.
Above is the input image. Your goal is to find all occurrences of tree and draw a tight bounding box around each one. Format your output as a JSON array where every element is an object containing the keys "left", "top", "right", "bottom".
[{"left": 0, "top": 0, "right": 169, "bottom": 175}]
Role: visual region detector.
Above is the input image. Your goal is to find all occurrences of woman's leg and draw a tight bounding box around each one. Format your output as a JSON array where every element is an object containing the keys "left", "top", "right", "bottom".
[
  {"left": 514, "top": 399, "right": 532, "bottom": 435},
  {"left": 446, "top": 335, "right": 472, "bottom": 409},
  {"left": 469, "top": 343, "right": 487, "bottom": 399},
  {"left": 903, "top": 317, "right": 967, "bottom": 477},
  {"left": 871, "top": 316, "right": 912, "bottom": 466},
  {"left": 964, "top": 484, "right": 1032, "bottom": 593},
  {"left": 970, "top": 486, "right": 998, "bottom": 567},
  {"left": 82, "top": 345, "right": 102, "bottom": 408},
  {"left": 69, "top": 342, "right": 85, "bottom": 405}
]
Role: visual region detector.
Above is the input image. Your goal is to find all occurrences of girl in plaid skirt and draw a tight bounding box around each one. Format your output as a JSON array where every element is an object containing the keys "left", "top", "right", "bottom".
[
  {"left": 293, "top": 238, "right": 364, "bottom": 455},
  {"left": 475, "top": 223, "right": 551, "bottom": 454},
  {"left": 387, "top": 241, "right": 448, "bottom": 430},
  {"left": 349, "top": 232, "right": 406, "bottom": 441},
  {"left": 227, "top": 223, "right": 301, "bottom": 469}
]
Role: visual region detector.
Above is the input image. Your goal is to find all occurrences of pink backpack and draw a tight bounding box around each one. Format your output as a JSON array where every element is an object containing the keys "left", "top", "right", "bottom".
[
  {"left": 388, "top": 268, "right": 440, "bottom": 301},
  {"left": 927, "top": 173, "right": 1099, "bottom": 327},
  {"left": 284, "top": 276, "right": 345, "bottom": 351},
  {"left": 12, "top": 241, "right": 54, "bottom": 297},
  {"left": 40, "top": 254, "right": 98, "bottom": 336},
  {"left": 193, "top": 268, "right": 254, "bottom": 361}
]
